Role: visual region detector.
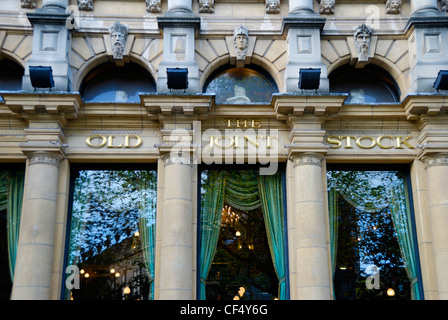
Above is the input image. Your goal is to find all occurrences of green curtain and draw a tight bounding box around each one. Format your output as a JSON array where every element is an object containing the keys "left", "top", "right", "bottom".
[
  {"left": 138, "top": 171, "right": 157, "bottom": 300},
  {"left": 257, "top": 173, "right": 287, "bottom": 300},
  {"left": 199, "top": 170, "right": 227, "bottom": 300},
  {"left": 328, "top": 171, "right": 421, "bottom": 300},
  {"left": 0, "top": 171, "right": 25, "bottom": 281},
  {"left": 225, "top": 171, "right": 260, "bottom": 210},
  {"left": 385, "top": 174, "right": 421, "bottom": 300},
  {"left": 6, "top": 171, "right": 25, "bottom": 281}
]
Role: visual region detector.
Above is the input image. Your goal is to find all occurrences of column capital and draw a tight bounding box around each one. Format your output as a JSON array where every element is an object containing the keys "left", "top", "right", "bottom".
[
  {"left": 26, "top": 150, "right": 64, "bottom": 167},
  {"left": 161, "top": 152, "right": 193, "bottom": 166},
  {"left": 290, "top": 152, "right": 324, "bottom": 168},
  {"left": 422, "top": 153, "right": 448, "bottom": 169}
]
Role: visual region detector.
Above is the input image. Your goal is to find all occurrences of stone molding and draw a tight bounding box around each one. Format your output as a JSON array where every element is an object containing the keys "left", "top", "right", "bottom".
[
  {"left": 291, "top": 152, "right": 324, "bottom": 168},
  {"left": 26, "top": 150, "right": 64, "bottom": 167},
  {"left": 422, "top": 153, "right": 448, "bottom": 168}
]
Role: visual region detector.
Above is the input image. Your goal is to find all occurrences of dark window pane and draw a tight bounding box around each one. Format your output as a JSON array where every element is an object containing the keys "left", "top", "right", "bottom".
[
  {"left": 327, "top": 170, "right": 422, "bottom": 300},
  {"left": 330, "top": 65, "right": 400, "bottom": 104},
  {"left": 65, "top": 169, "right": 157, "bottom": 300},
  {"left": 81, "top": 65, "right": 156, "bottom": 103}
]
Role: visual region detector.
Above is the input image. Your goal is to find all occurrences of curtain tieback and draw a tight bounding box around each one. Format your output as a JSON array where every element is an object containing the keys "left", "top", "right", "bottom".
[{"left": 278, "top": 277, "right": 286, "bottom": 284}]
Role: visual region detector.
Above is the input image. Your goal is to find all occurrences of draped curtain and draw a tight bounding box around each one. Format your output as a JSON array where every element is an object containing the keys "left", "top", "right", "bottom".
[
  {"left": 0, "top": 171, "right": 25, "bottom": 282},
  {"left": 199, "top": 170, "right": 227, "bottom": 300},
  {"left": 258, "top": 173, "right": 287, "bottom": 300},
  {"left": 327, "top": 171, "right": 421, "bottom": 299},
  {"left": 199, "top": 170, "right": 287, "bottom": 300},
  {"left": 137, "top": 171, "right": 157, "bottom": 300}
]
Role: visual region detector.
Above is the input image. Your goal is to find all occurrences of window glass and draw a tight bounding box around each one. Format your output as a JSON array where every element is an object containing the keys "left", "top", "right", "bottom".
[
  {"left": 0, "top": 60, "right": 23, "bottom": 92},
  {"left": 199, "top": 169, "right": 287, "bottom": 300},
  {"left": 0, "top": 169, "right": 25, "bottom": 300},
  {"left": 204, "top": 66, "right": 277, "bottom": 104},
  {"left": 329, "top": 65, "right": 400, "bottom": 104},
  {"left": 81, "top": 65, "right": 156, "bottom": 103},
  {"left": 65, "top": 169, "right": 157, "bottom": 300},
  {"left": 327, "top": 169, "right": 422, "bottom": 300}
]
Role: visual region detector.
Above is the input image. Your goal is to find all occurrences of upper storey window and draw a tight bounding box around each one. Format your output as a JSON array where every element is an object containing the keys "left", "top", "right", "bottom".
[
  {"left": 81, "top": 64, "right": 156, "bottom": 103},
  {"left": 204, "top": 65, "right": 278, "bottom": 104},
  {"left": 329, "top": 65, "right": 400, "bottom": 104},
  {"left": 0, "top": 60, "right": 23, "bottom": 92}
]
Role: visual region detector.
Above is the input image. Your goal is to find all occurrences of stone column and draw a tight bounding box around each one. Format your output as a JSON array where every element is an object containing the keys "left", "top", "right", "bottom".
[
  {"left": 158, "top": 153, "right": 194, "bottom": 299},
  {"left": 168, "top": 0, "right": 193, "bottom": 13},
  {"left": 411, "top": 0, "right": 439, "bottom": 15},
  {"left": 423, "top": 154, "right": 448, "bottom": 300},
  {"left": 292, "top": 153, "right": 331, "bottom": 299},
  {"left": 10, "top": 151, "right": 63, "bottom": 300},
  {"left": 289, "top": 0, "right": 315, "bottom": 14}
]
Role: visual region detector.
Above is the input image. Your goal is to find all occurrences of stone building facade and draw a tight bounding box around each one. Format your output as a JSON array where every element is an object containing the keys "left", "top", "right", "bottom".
[{"left": 1, "top": 0, "right": 448, "bottom": 300}]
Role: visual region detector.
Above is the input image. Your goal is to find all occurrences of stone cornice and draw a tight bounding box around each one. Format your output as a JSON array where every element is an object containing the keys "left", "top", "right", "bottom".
[
  {"left": 1, "top": 92, "right": 82, "bottom": 126},
  {"left": 272, "top": 93, "right": 347, "bottom": 121},
  {"left": 403, "top": 94, "right": 448, "bottom": 120},
  {"left": 141, "top": 93, "right": 214, "bottom": 120}
]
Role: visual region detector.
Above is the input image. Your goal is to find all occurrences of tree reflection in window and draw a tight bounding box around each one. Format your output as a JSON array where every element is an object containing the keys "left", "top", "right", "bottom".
[
  {"left": 204, "top": 66, "right": 277, "bottom": 104},
  {"left": 65, "top": 169, "right": 157, "bottom": 300},
  {"left": 327, "top": 169, "right": 422, "bottom": 300}
]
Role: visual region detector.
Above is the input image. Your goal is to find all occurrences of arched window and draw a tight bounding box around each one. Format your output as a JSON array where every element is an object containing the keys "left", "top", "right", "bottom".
[
  {"left": 329, "top": 65, "right": 400, "bottom": 104},
  {"left": 81, "top": 63, "right": 156, "bottom": 103},
  {"left": 204, "top": 65, "right": 278, "bottom": 104},
  {"left": 0, "top": 60, "right": 23, "bottom": 92}
]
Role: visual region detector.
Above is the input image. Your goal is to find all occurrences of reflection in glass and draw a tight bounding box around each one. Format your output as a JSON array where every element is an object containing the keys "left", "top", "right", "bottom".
[
  {"left": 199, "top": 170, "right": 287, "bottom": 300},
  {"left": 65, "top": 169, "right": 157, "bottom": 300},
  {"left": 0, "top": 170, "right": 24, "bottom": 300},
  {"left": 327, "top": 170, "right": 422, "bottom": 300},
  {"left": 329, "top": 65, "right": 400, "bottom": 104},
  {"left": 204, "top": 67, "right": 277, "bottom": 104},
  {"left": 81, "top": 65, "right": 156, "bottom": 103}
]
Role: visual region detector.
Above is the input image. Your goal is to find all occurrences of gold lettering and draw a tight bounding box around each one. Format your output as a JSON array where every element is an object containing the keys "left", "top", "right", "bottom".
[
  {"left": 342, "top": 136, "right": 356, "bottom": 149},
  {"left": 214, "top": 136, "right": 234, "bottom": 149},
  {"left": 244, "top": 135, "right": 259, "bottom": 148},
  {"left": 356, "top": 136, "right": 376, "bottom": 149},
  {"left": 86, "top": 135, "right": 107, "bottom": 148},
  {"left": 376, "top": 135, "right": 394, "bottom": 149},
  {"left": 124, "top": 135, "right": 143, "bottom": 148},
  {"left": 252, "top": 120, "right": 262, "bottom": 128},
  {"left": 107, "top": 135, "right": 123, "bottom": 148},
  {"left": 327, "top": 136, "right": 342, "bottom": 149},
  {"left": 224, "top": 119, "right": 234, "bottom": 127},
  {"left": 395, "top": 136, "right": 415, "bottom": 149}
]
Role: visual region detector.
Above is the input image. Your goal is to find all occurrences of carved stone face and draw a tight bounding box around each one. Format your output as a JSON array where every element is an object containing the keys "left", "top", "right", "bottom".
[
  {"left": 320, "top": 0, "right": 335, "bottom": 14},
  {"left": 147, "top": 0, "right": 161, "bottom": 12},
  {"left": 199, "top": 0, "right": 214, "bottom": 13},
  {"left": 266, "top": 0, "right": 280, "bottom": 13},
  {"left": 78, "top": 0, "right": 93, "bottom": 11},
  {"left": 235, "top": 34, "right": 248, "bottom": 52},
  {"left": 386, "top": 0, "right": 401, "bottom": 13}
]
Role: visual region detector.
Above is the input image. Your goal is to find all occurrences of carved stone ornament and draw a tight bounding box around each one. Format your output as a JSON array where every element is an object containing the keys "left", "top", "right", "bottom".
[
  {"left": 319, "top": 0, "right": 335, "bottom": 14},
  {"left": 441, "top": 0, "right": 448, "bottom": 13},
  {"left": 386, "top": 0, "right": 402, "bottom": 14},
  {"left": 146, "top": 0, "right": 162, "bottom": 13},
  {"left": 233, "top": 25, "right": 249, "bottom": 61},
  {"left": 109, "top": 21, "right": 129, "bottom": 60},
  {"left": 20, "top": 0, "right": 37, "bottom": 9},
  {"left": 199, "top": 0, "right": 214, "bottom": 13},
  {"left": 78, "top": 0, "right": 93, "bottom": 11},
  {"left": 265, "top": 0, "right": 280, "bottom": 14},
  {"left": 353, "top": 24, "right": 373, "bottom": 62}
]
